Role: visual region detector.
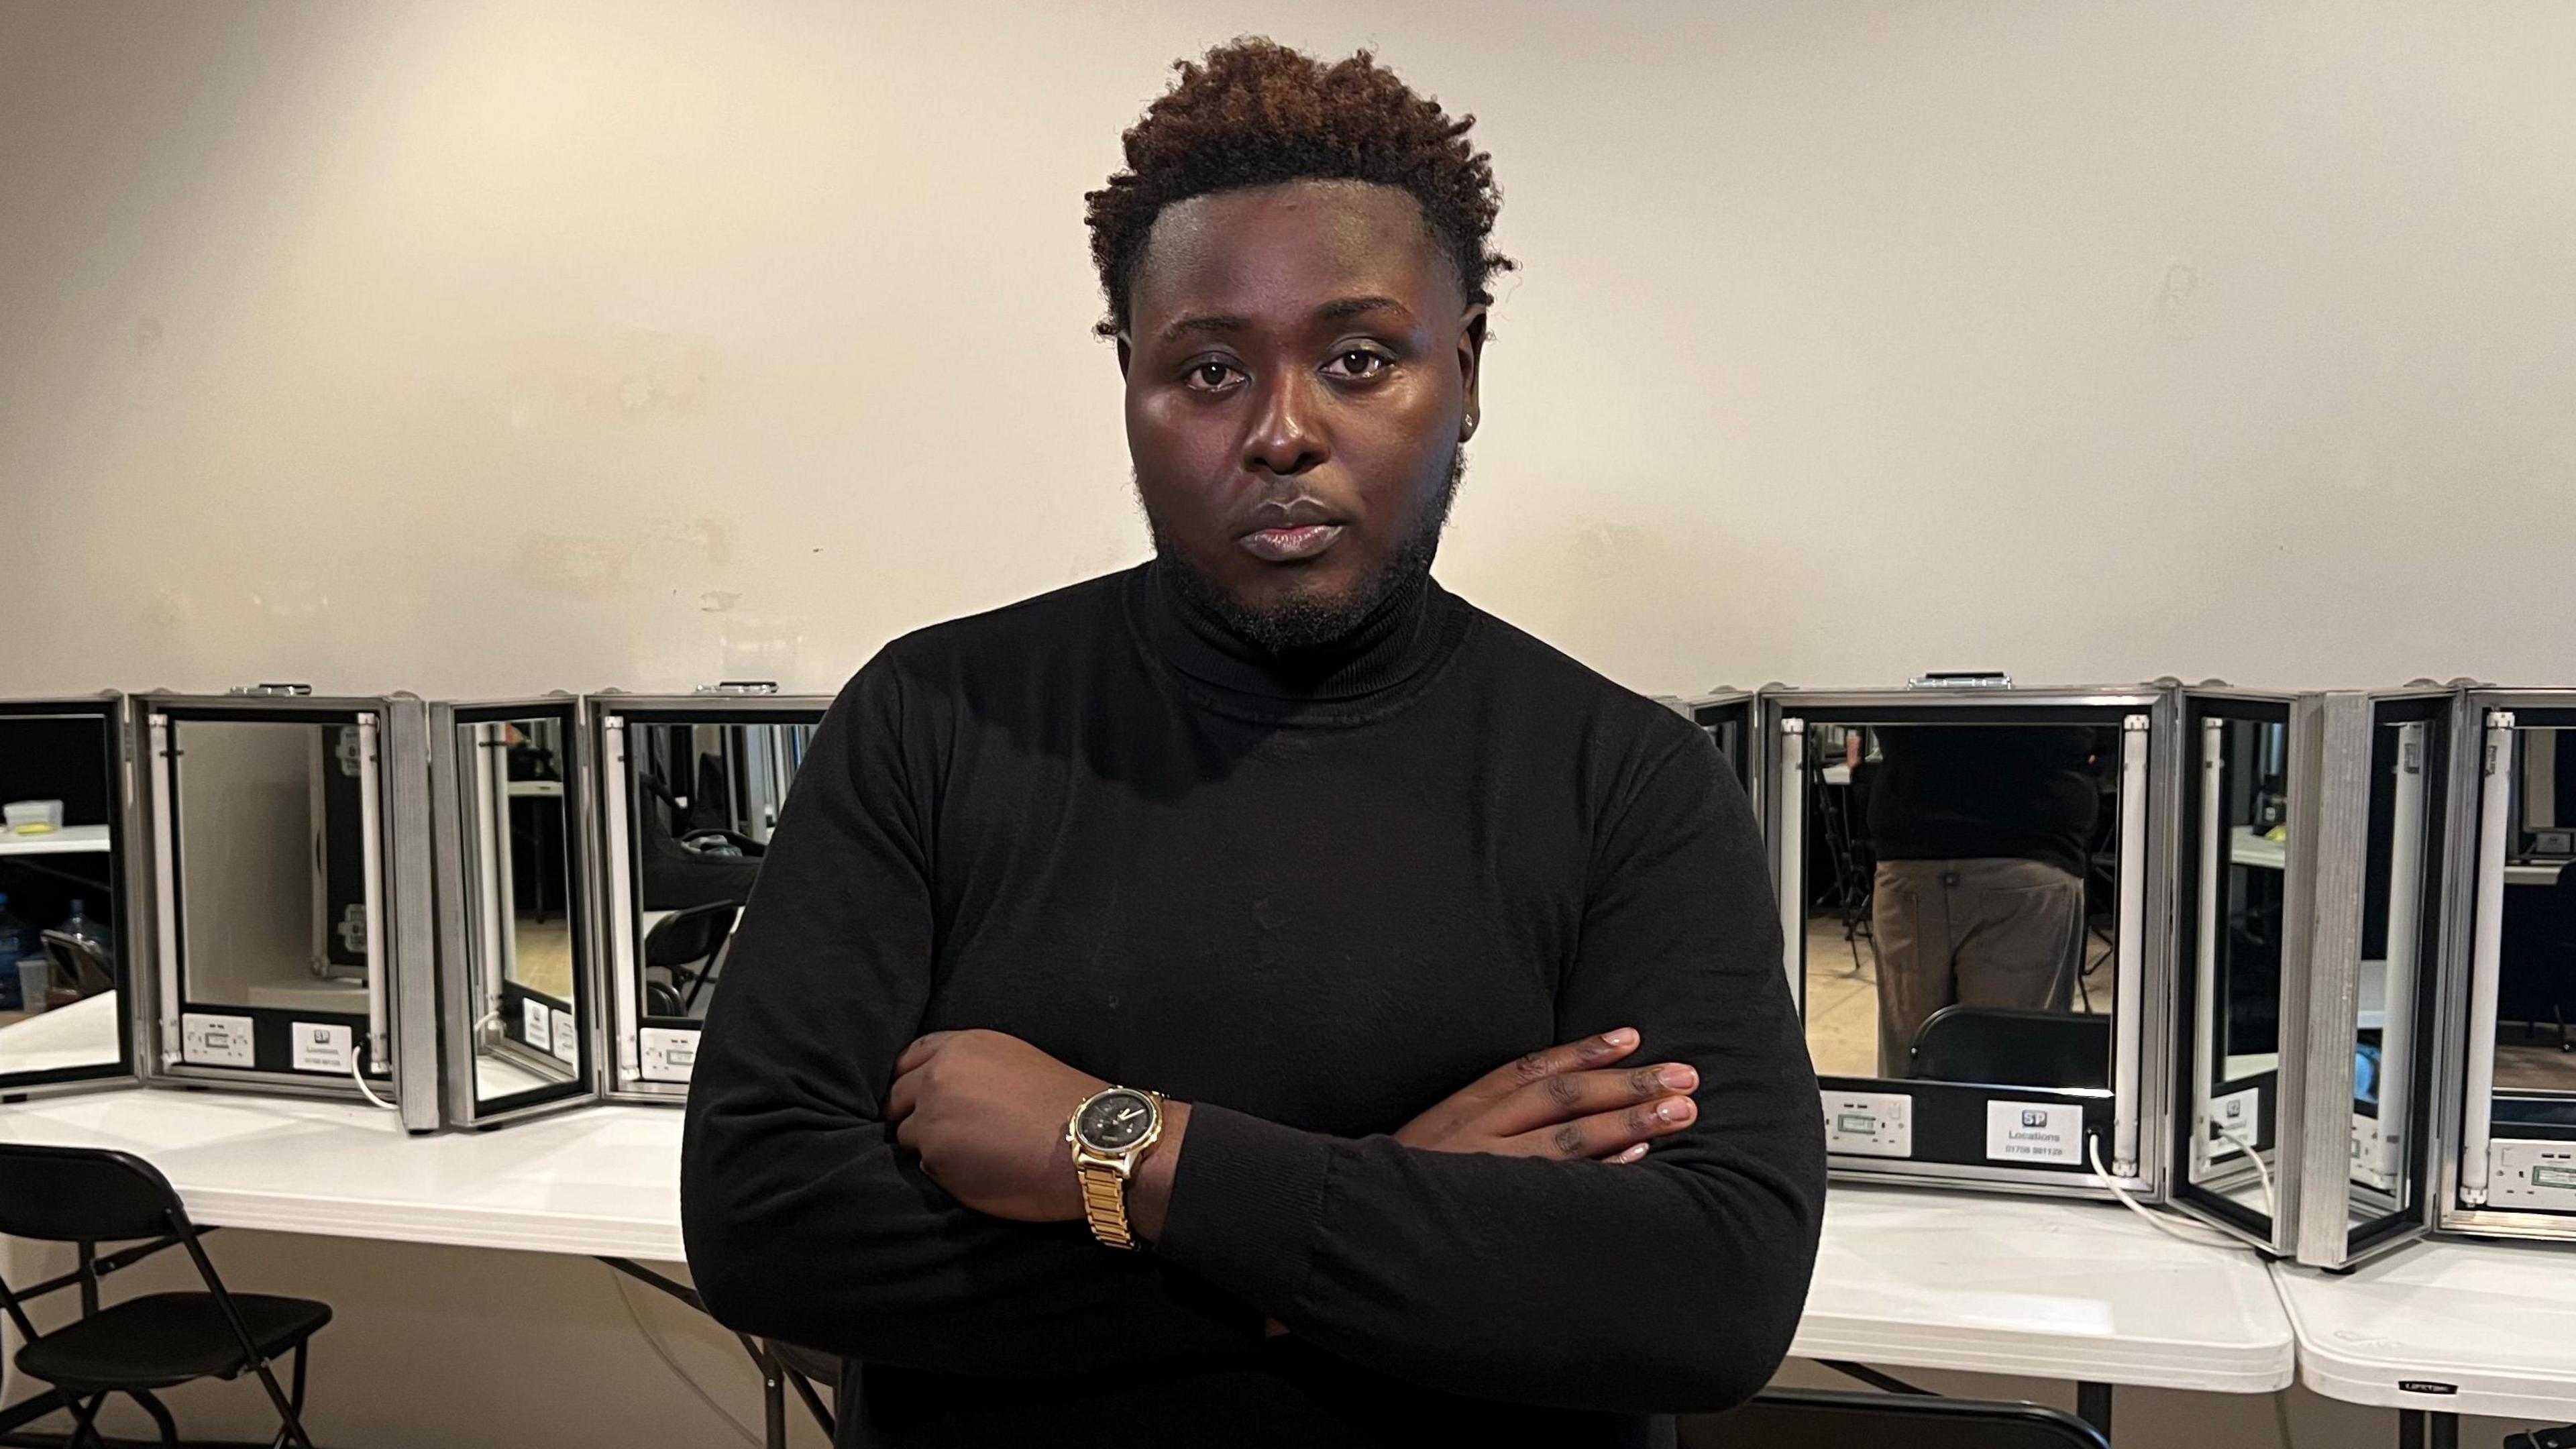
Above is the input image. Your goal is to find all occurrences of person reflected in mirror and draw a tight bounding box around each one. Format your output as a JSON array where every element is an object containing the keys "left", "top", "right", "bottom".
[
  {"left": 1866, "top": 725, "right": 2101, "bottom": 1079},
  {"left": 682, "top": 39, "right": 1823, "bottom": 1449}
]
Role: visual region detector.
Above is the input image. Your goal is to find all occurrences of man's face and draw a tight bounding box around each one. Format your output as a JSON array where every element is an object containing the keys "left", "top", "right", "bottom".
[{"left": 1121, "top": 180, "right": 1485, "bottom": 649}]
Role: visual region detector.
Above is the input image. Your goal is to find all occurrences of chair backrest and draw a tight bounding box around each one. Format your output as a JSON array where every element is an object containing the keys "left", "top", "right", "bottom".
[
  {"left": 1911, "top": 1005, "right": 2111, "bottom": 1089},
  {"left": 39, "top": 929, "right": 116, "bottom": 996},
  {"left": 644, "top": 902, "right": 742, "bottom": 971},
  {"left": 0, "top": 1144, "right": 188, "bottom": 1244},
  {"left": 1686, "top": 1387, "right": 2109, "bottom": 1449}
]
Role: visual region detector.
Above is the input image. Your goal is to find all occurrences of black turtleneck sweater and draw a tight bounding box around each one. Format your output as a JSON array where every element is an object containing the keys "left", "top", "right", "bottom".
[{"left": 680, "top": 564, "right": 1823, "bottom": 1448}]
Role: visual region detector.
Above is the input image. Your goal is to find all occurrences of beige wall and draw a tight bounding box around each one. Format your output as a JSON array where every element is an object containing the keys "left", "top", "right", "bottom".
[{"left": 6, "top": 2, "right": 2576, "bottom": 1446}]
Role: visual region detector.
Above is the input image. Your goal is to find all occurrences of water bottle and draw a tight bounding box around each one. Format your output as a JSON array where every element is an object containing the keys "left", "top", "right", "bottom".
[
  {"left": 0, "top": 895, "right": 25, "bottom": 1011},
  {"left": 60, "top": 898, "right": 111, "bottom": 956}
]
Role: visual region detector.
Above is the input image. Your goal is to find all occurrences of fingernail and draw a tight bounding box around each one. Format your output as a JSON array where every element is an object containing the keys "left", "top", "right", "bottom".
[
  {"left": 1614, "top": 1143, "right": 1650, "bottom": 1163},
  {"left": 1602, "top": 1028, "right": 1638, "bottom": 1049},
  {"left": 1657, "top": 1065, "right": 1698, "bottom": 1091},
  {"left": 1656, "top": 1097, "right": 1697, "bottom": 1124}
]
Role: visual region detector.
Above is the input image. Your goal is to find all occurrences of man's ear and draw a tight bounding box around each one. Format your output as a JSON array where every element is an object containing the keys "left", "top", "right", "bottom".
[
  {"left": 1457, "top": 305, "right": 1489, "bottom": 442},
  {"left": 1116, "top": 333, "right": 1133, "bottom": 378}
]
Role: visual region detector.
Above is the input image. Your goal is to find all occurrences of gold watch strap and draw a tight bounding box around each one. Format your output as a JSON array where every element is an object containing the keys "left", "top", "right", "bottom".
[{"left": 1077, "top": 1162, "right": 1138, "bottom": 1249}]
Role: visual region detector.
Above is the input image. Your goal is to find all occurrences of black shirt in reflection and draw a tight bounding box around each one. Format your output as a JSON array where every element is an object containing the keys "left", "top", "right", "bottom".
[{"left": 1865, "top": 726, "right": 2102, "bottom": 879}]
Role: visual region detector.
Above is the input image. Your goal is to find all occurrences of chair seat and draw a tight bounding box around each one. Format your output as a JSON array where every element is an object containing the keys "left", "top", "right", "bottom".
[
  {"left": 17, "top": 1293, "right": 332, "bottom": 1392},
  {"left": 769, "top": 1339, "right": 841, "bottom": 1386}
]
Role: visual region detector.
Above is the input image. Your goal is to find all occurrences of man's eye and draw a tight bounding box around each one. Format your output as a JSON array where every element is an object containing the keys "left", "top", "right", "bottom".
[
  {"left": 1186, "top": 362, "right": 1239, "bottom": 390},
  {"left": 1327, "top": 350, "right": 1390, "bottom": 379}
]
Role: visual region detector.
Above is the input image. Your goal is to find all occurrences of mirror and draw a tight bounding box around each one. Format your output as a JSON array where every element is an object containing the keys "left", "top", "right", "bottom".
[
  {"left": 625, "top": 720, "right": 812, "bottom": 1030},
  {"left": 454, "top": 713, "right": 583, "bottom": 1104},
  {"left": 2474, "top": 719, "right": 2576, "bottom": 1176},
  {"left": 0, "top": 708, "right": 126, "bottom": 1078},
  {"left": 163, "top": 715, "right": 382, "bottom": 1080},
  {"left": 2182, "top": 714, "right": 2292, "bottom": 1220},
  {"left": 1797, "top": 721, "right": 2123, "bottom": 1089},
  {"left": 2345, "top": 710, "right": 2445, "bottom": 1226}
]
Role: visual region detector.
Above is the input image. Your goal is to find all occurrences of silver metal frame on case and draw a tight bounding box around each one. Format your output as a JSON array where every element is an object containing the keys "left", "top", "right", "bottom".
[
  {"left": 590, "top": 690, "right": 830, "bottom": 1106},
  {"left": 1756, "top": 682, "right": 2180, "bottom": 1202},
  {"left": 2430, "top": 686, "right": 2576, "bottom": 1244},
  {"left": 129, "top": 690, "right": 440, "bottom": 1133},
  {"left": 2273, "top": 688, "right": 2454, "bottom": 1269},
  {"left": 430, "top": 695, "right": 606, "bottom": 1130}
]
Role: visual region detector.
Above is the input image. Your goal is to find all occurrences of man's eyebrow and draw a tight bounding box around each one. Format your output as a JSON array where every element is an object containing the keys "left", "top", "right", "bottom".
[
  {"left": 1158, "top": 313, "right": 1250, "bottom": 343},
  {"left": 1155, "top": 296, "right": 1415, "bottom": 344},
  {"left": 1313, "top": 294, "right": 1411, "bottom": 323}
]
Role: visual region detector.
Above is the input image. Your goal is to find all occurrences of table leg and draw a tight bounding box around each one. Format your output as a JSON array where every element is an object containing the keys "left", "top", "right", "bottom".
[
  {"left": 600, "top": 1256, "right": 794, "bottom": 1447},
  {"left": 2077, "top": 1381, "right": 2113, "bottom": 1440},
  {"left": 2397, "top": 1409, "right": 2465, "bottom": 1449}
]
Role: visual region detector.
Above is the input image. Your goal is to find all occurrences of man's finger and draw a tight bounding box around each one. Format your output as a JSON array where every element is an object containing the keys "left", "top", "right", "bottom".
[
  {"left": 886, "top": 1066, "right": 923, "bottom": 1122},
  {"left": 894, "top": 1032, "right": 957, "bottom": 1076},
  {"left": 1458, "top": 1028, "right": 1642, "bottom": 1108},
  {"left": 1486, "top": 1061, "right": 1699, "bottom": 1136},
  {"left": 1510, "top": 1093, "right": 1697, "bottom": 1160}
]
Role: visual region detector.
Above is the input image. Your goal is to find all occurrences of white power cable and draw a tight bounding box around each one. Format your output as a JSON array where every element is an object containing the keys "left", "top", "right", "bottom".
[
  {"left": 607, "top": 1266, "right": 760, "bottom": 1448},
  {"left": 2213, "top": 1120, "right": 2277, "bottom": 1221},
  {"left": 345, "top": 1043, "right": 400, "bottom": 1113},
  {"left": 2087, "top": 1135, "right": 2248, "bottom": 1248}
]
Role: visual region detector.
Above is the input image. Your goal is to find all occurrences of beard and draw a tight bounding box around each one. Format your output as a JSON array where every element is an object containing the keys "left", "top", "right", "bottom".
[{"left": 1147, "top": 447, "right": 1466, "bottom": 653}]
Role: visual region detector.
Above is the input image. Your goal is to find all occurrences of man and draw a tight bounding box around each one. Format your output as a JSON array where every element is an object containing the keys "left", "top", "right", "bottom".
[
  {"left": 682, "top": 39, "right": 1823, "bottom": 1448},
  {"left": 1866, "top": 724, "right": 2102, "bottom": 1077}
]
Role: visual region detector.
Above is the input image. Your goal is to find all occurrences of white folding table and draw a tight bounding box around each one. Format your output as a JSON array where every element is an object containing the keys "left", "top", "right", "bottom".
[
  {"left": 0, "top": 1091, "right": 2304, "bottom": 1444},
  {"left": 2275, "top": 1240, "right": 2576, "bottom": 1448},
  {"left": 1800, "top": 1183, "right": 2295, "bottom": 1436}
]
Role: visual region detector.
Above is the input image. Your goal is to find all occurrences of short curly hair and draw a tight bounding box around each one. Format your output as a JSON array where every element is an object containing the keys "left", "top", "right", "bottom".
[{"left": 1085, "top": 38, "right": 1513, "bottom": 339}]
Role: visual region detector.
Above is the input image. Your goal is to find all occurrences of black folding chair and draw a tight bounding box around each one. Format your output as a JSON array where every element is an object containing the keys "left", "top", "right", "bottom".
[
  {"left": 39, "top": 930, "right": 117, "bottom": 998},
  {"left": 643, "top": 900, "right": 744, "bottom": 1016},
  {"left": 1685, "top": 1385, "right": 2110, "bottom": 1449},
  {"left": 0, "top": 1144, "right": 331, "bottom": 1449},
  {"left": 1911, "top": 1006, "right": 2112, "bottom": 1090},
  {"left": 765, "top": 1340, "right": 839, "bottom": 1443}
]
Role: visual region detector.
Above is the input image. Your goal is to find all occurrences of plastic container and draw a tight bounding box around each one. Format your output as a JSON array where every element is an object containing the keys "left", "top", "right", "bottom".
[
  {"left": 13, "top": 959, "right": 46, "bottom": 1014},
  {"left": 3, "top": 800, "right": 64, "bottom": 833}
]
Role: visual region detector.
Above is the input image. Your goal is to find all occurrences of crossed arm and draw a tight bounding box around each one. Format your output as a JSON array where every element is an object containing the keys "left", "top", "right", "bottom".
[{"left": 680, "top": 663, "right": 1824, "bottom": 1411}]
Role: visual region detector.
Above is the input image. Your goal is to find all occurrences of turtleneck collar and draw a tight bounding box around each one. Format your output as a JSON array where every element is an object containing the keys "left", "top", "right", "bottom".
[{"left": 1130, "top": 558, "right": 1468, "bottom": 722}]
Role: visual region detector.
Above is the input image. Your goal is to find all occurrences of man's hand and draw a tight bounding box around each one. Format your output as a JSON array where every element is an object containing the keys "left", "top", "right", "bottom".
[
  {"left": 888, "top": 1030, "right": 1106, "bottom": 1222},
  {"left": 1394, "top": 1028, "right": 1698, "bottom": 1163}
]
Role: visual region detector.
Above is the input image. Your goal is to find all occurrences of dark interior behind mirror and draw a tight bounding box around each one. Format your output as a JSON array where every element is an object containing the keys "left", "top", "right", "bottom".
[
  {"left": 602, "top": 702, "right": 823, "bottom": 1093},
  {"left": 0, "top": 702, "right": 129, "bottom": 1085}
]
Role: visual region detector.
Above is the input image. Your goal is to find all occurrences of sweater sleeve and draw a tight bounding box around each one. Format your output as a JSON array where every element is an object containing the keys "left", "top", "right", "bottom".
[
  {"left": 680, "top": 652, "right": 1260, "bottom": 1373},
  {"left": 1152, "top": 724, "right": 1826, "bottom": 1413}
]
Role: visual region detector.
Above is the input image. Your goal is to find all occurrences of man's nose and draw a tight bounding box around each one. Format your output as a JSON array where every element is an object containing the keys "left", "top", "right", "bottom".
[{"left": 1242, "top": 370, "right": 1326, "bottom": 477}]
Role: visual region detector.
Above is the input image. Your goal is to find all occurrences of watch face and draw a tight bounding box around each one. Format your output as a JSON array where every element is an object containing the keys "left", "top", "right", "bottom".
[{"left": 1077, "top": 1089, "right": 1156, "bottom": 1152}]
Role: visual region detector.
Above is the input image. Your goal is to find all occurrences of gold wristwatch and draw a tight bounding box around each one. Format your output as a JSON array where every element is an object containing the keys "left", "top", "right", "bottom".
[{"left": 1067, "top": 1085, "right": 1166, "bottom": 1249}]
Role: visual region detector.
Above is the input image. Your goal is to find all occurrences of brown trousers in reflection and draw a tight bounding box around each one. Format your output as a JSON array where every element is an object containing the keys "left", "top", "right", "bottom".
[{"left": 1873, "top": 858, "right": 2087, "bottom": 1077}]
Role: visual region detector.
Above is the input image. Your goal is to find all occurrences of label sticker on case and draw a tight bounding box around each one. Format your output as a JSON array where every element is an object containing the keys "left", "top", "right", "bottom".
[
  {"left": 2206, "top": 1085, "right": 2260, "bottom": 1158},
  {"left": 550, "top": 1008, "right": 579, "bottom": 1066},
  {"left": 1822, "top": 1089, "right": 1912, "bottom": 1157},
  {"left": 290, "top": 1021, "right": 353, "bottom": 1074},
  {"left": 521, "top": 998, "right": 552, "bottom": 1054},
  {"left": 181, "top": 1012, "right": 258, "bottom": 1068},
  {"left": 641, "top": 1026, "right": 700, "bottom": 1083},
  {"left": 1986, "top": 1102, "right": 2084, "bottom": 1165}
]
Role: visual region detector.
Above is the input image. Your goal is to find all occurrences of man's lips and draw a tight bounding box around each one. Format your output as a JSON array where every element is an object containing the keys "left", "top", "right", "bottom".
[{"left": 1237, "top": 523, "right": 1346, "bottom": 563}]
